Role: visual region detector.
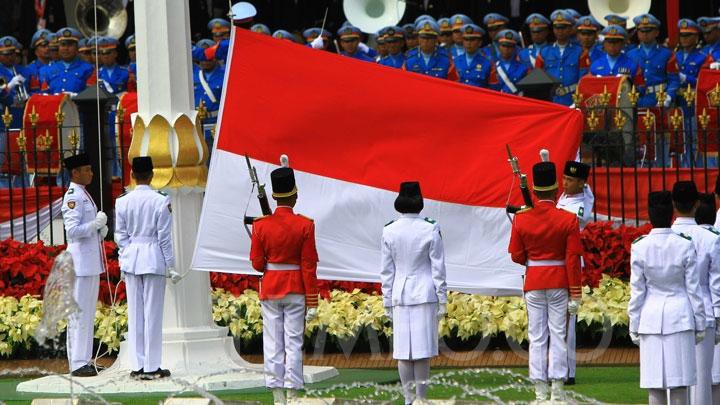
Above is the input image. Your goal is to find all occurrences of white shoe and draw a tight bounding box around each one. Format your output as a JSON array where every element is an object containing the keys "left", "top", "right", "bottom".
[
  {"left": 551, "top": 379, "right": 566, "bottom": 402},
  {"left": 534, "top": 380, "right": 549, "bottom": 401},
  {"left": 272, "top": 387, "right": 286, "bottom": 405}
]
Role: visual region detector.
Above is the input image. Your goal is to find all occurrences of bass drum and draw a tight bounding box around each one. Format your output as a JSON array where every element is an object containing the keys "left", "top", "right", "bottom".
[
  {"left": 21, "top": 94, "right": 81, "bottom": 175},
  {"left": 577, "top": 75, "right": 632, "bottom": 132},
  {"left": 696, "top": 69, "right": 720, "bottom": 154}
]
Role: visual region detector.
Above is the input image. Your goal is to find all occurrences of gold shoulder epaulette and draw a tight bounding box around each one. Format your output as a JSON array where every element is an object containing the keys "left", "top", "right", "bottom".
[
  {"left": 297, "top": 213, "right": 314, "bottom": 222},
  {"left": 516, "top": 207, "right": 533, "bottom": 214},
  {"left": 253, "top": 215, "right": 268, "bottom": 222}
]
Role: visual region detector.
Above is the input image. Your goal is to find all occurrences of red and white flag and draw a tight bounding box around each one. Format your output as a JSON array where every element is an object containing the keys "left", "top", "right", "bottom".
[{"left": 191, "top": 29, "right": 583, "bottom": 295}]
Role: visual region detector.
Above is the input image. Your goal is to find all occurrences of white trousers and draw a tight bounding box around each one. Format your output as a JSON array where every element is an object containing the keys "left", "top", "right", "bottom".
[
  {"left": 124, "top": 273, "right": 166, "bottom": 372},
  {"left": 261, "top": 294, "right": 305, "bottom": 389},
  {"left": 690, "top": 326, "right": 714, "bottom": 405},
  {"left": 67, "top": 275, "right": 99, "bottom": 371},
  {"left": 525, "top": 288, "right": 569, "bottom": 382},
  {"left": 567, "top": 313, "right": 576, "bottom": 378}
]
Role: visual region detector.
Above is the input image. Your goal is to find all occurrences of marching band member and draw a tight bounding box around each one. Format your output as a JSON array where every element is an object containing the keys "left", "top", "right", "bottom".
[
  {"left": 489, "top": 30, "right": 529, "bottom": 95},
  {"left": 508, "top": 160, "right": 583, "bottom": 401},
  {"left": 556, "top": 161, "right": 594, "bottom": 385},
  {"left": 627, "top": 14, "right": 679, "bottom": 108},
  {"left": 629, "top": 190, "right": 705, "bottom": 405},
  {"left": 519, "top": 13, "right": 550, "bottom": 68},
  {"left": 40, "top": 28, "right": 94, "bottom": 95},
  {"left": 449, "top": 14, "right": 473, "bottom": 59},
  {"left": 377, "top": 26, "right": 406, "bottom": 68},
  {"left": 250, "top": 167, "right": 319, "bottom": 405},
  {"left": 403, "top": 20, "right": 458, "bottom": 80},
  {"left": 534, "top": 10, "right": 588, "bottom": 106},
  {"left": 114, "top": 157, "right": 174, "bottom": 380},
  {"left": 454, "top": 24, "right": 492, "bottom": 88},
  {"left": 61, "top": 153, "right": 107, "bottom": 377},
  {"left": 381, "top": 181, "right": 447, "bottom": 405}
]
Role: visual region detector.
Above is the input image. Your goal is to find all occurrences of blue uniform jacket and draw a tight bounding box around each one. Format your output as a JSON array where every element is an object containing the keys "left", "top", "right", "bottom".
[
  {"left": 490, "top": 56, "right": 530, "bottom": 94},
  {"left": 98, "top": 64, "right": 130, "bottom": 94},
  {"left": 455, "top": 51, "right": 492, "bottom": 87},
  {"left": 536, "top": 42, "right": 586, "bottom": 105},
  {"left": 40, "top": 58, "right": 94, "bottom": 94},
  {"left": 340, "top": 51, "right": 375, "bottom": 62},
  {"left": 519, "top": 43, "right": 548, "bottom": 69},
  {"left": 193, "top": 65, "right": 225, "bottom": 123},
  {"left": 26, "top": 59, "right": 49, "bottom": 94},
  {"left": 627, "top": 44, "right": 680, "bottom": 107},
  {"left": 589, "top": 53, "right": 645, "bottom": 89},
  {"left": 404, "top": 48, "right": 456, "bottom": 79},
  {"left": 378, "top": 53, "right": 406, "bottom": 69},
  {"left": 675, "top": 49, "right": 711, "bottom": 107}
]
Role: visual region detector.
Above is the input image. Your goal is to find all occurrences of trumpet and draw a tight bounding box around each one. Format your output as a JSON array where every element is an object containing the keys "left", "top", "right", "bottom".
[{"left": 11, "top": 66, "right": 29, "bottom": 104}]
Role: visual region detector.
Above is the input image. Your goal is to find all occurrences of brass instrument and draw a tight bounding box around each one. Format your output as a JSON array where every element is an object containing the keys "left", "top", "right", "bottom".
[
  {"left": 11, "top": 66, "right": 29, "bottom": 104},
  {"left": 63, "top": 0, "right": 128, "bottom": 39}
]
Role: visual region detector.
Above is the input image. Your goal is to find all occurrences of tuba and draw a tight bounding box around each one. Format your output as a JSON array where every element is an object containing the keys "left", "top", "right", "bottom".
[
  {"left": 63, "top": 0, "right": 128, "bottom": 39},
  {"left": 343, "top": 0, "right": 406, "bottom": 34},
  {"left": 588, "top": 0, "right": 652, "bottom": 29}
]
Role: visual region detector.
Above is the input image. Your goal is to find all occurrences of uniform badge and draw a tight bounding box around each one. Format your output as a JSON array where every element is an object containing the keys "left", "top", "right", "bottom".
[
  {"left": 67, "top": 201, "right": 76, "bottom": 209},
  {"left": 681, "top": 21, "right": 688, "bottom": 28},
  {"left": 465, "top": 26, "right": 473, "bottom": 34},
  {"left": 570, "top": 166, "right": 577, "bottom": 174}
]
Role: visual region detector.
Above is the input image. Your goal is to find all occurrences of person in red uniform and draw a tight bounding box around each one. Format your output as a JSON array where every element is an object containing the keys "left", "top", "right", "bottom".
[
  {"left": 508, "top": 160, "right": 583, "bottom": 402},
  {"left": 249, "top": 167, "right": 319, "bottom": 405}
]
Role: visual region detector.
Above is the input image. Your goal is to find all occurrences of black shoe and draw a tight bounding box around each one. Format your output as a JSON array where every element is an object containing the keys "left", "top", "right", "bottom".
[
  {"left": 130, "top": 368, "right": 144, "bottom": 379},
  {"left": 71, "top": 364, "right": 98, "bottom": 377},
  {"left": 566, "top": 377, "right": 576, "bottom": 385},
  {"left": 140, "top": 368, "right": 171, "bottom": 380}
]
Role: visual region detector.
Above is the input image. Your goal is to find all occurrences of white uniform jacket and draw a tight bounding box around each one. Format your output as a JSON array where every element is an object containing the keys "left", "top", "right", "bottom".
[
  {"left": 556, "top": 185, "right": 594, "bottom": 230},
  {"left": 672, "top": 218, "right": 720, "bottom": 326},
  {"left": 114, "top": 185, "right": 174, "bottom": 276},
  {"left": 380, "top": 214, "right": 448, "bottom": 308},
  {"left": 61, "top": 182, "right": 103, "bottom": 277},
  {"left": 628, "top": 228, "right": 705, "bottom": 335}
]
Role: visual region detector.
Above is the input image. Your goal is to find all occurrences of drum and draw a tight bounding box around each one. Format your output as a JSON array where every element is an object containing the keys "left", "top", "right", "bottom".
[
  {"left": 116, "top": 91, "right": 137, "bottom": 186},
  {"left": 577, "top": 75, "right": 632, "bottom": 132},
  {"left": 695, "top": 69, "right": 720, "bottom": 154},
  {"left": 18, "top": 94, "right": 80, "bottom": 175}
]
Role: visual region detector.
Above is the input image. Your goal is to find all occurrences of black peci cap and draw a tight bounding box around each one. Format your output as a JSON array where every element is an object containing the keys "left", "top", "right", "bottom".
[
  {"left": 63, "top": 153, "right": 90, "bottom": 170},
  {"left": 131, "top": 156, "right": 153, "bottom": 173},
  {"left": 532, "top": 161, "right": 558, "bottom": 191},
  {"left": 394, "top": 181, "right": 424, "bottom": 213}
]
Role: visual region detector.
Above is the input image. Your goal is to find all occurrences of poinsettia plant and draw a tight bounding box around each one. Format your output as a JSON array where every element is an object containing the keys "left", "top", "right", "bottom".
[{"left": 580, "top": 221, "right": 652, "bottom": 287}]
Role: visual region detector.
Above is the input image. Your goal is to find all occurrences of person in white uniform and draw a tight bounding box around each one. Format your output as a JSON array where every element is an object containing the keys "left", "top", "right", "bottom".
[
  {"left": 670, "top": 181, "right": 720, "bottom": 405},
  {"left": 380, "top": 181, "right": 447, "bottom": 405},
  {"left": 114, "top": 156, "right": 174, "bottom": 380},
  {"left": 61, "top": 153, "right": 108, "bottom": 377},
  {"left": 628, "top": 190, "right": 706, "bottom": 405},
  {"left": 556, "top": 160, "right": 594, "bottom": 385},
  {"left": 696, "top": 192, "right": 720, "bottom": 403}
]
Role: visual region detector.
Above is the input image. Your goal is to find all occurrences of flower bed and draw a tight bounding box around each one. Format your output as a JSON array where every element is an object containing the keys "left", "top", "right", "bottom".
[{"left": 0, "top": 275, "right": 630, "bottom": 358}]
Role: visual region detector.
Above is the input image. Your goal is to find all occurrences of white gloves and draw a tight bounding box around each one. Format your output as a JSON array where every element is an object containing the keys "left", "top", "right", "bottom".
[
  {"left": 710, "top": 62, "right": 720, "bottom": 70},
  {"left": 437, "top": 303, "right": 447, "bottom": 317},
  {"left": 696, "top": 330, "right": 706, "bottom": 345},
  {"left": 167, "top": 267, "right": 182, "bottom": 284},
  {"left": 310, "top": 36, "right": 324, "bottom": 49},
  {"left": 358, "top": 42, "right": 370, "bottom": 53},
  {"left": 568, "top": 103, "right": 576, "bottom": 109},
  {"left": 384, "top": 306, "right": 392, "bottom": 322},
  {"left": 663, "top": 94, "right": 671, "bottom": 108},
  {"left": 94, "top": 211, "right": 107, "bottom": 230},
  {"left": 99, "top": 225, "right": 108, "bottom": 239},
  {"left": 679, "top": 72, "right": 687, "bottom": 84},
  {"left": 7, "top": 75, "right": 25, "bottom": 90},
  {"left": 629, "top": 331, "right": 640, "bottom": 346},
  {"left": 568, "top": 300, "right": 579, "bottom": 315},
  {"left": 305, "top": 307, "right": 318, "bottom": 322}
]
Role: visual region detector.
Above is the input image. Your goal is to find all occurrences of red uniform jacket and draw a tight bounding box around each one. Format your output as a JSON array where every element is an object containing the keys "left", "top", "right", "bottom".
[
  {"left": 249, "top": 206, "right": 320, "bottom": 307},
  {"left": 508, "top": 200, "right": 583, "bottom": 299}
]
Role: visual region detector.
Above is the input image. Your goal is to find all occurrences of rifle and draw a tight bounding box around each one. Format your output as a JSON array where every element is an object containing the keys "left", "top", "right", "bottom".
[
  {"left": 506, "top": 144, "right": 533, "bottom": 214},
  {"left": 244, "top": 154, "right": 272, "bottom": 225}
]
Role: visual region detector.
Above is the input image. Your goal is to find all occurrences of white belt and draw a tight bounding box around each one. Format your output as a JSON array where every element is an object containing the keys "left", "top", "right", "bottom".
[
  {"left": 527, "top": 259, "right": 566, "bottom": 267},
  {"left": 265, "top": 263, "right": 300, "bottom": 271},
  {"left": 645, "top": 83, "right": 665, "bottom": 94},
  {"left": 131, "top": 236, "right": 158, "bottom": 243}
]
